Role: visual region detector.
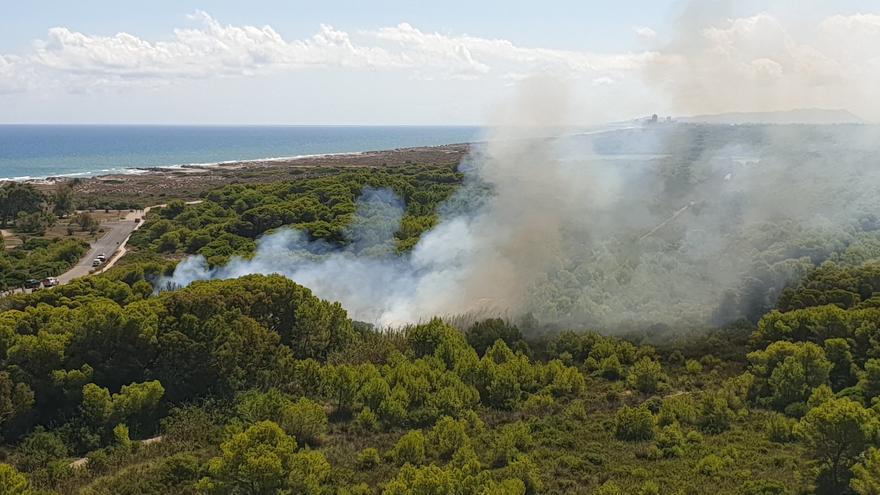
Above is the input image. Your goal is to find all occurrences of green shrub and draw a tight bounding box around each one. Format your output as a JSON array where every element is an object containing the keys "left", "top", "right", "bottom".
[
  {"left": 391, "top": 430, "right": 426, "bottom": 465},
  {"left": 686, "top": 430, "right": 703, "bottom": 444},
  {"left": 641, "top": 396, "right": 663, "bottom": 414},
  {"left": 699, "top": 394, "right": 735, "bottom": 434},
  {"left": 383, "top": 464, "right": 453, "bottom": 495},
  {"left": 356, "top": 448, "right": 381, "bottom": 471},
  {"left": 354, "top": 407, "right": 380, "bottom": 433},
  {"left": 505, "top": 455, "right": 543, "bottom": 495},
  {"left": 490, "top": 422, "right": 533, "bottom": 467},
  {"left": 737, "top": 480, "right": 788, "bottom": 495},
  {"left": 430, "top": 417, "right": 469, "bottom": 460},
  {"left": 281, "top": 397, "right": 327, "bottom": 446},
  {"left": 656, "top": 423, "right": 685, "bottom": 458},
  {"left": 764, "top": 413, "right": 796, "bottom": 443},
  {"left": 628, "top": 357, "right": 667, "bottom": 394},
  {"left": 0, "top": 463, "right": 31, "bottom": 494},
  {"left": 639, "top": 480, "right": 661, "bottom": 495},
  {"left": 564, "top": 399, "right": 588, "bottom": 421},
  {"left": 595, "top": 480, "right": 623, "bottom": 495},
  {"left": 614, "top": 406, "right": 655, "bottom": 441},
  {"left": 599, "top": 355, "right": 624, "bottom": 380},
  {"left": 287, "top": 450, "right": 331, "bottom": 495},
  {"left": 697, "top": 454, "right": 725, "bottom": 476},
  {"left": 635, "top": 445, "right": 663, "bottom": 461},
  {"left": 466, "top": 319, "right": 524, "bottom": 357},
  {"left": 13, "top": 429, "right": 69, "bottom": 472},
  {"left": 521, "top": 393, "right": 556, "bottom": 414},
  {"left": 657, "top": 394, "right": 698, "bottom": 426},
  {"left": 480, "top": 479, "right": 526, "bottom": 495}
]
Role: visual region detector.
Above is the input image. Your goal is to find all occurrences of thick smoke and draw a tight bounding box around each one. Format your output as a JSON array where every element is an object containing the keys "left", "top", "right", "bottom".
[
  {"left": 159, "top": 103, "right": 880, "bottom": 329},
  {"left": 159, "top": 7, "right": 880, "bottom": 329}
]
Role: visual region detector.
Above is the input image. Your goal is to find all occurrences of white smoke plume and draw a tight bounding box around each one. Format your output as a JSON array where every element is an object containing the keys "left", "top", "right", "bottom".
[{"left": 158, "top": 5, "right": 880, "bottom": 329}]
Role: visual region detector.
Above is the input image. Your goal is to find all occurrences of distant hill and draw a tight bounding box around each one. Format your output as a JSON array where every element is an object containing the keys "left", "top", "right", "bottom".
[{"left": 679, "top": 108, "right": 864, "bottom": 125}]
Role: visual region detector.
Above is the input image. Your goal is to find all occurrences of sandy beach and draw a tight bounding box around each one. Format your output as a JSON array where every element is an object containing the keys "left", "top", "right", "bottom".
[{"left": 20, "top": 143, "right": 470, "bottom": 207}]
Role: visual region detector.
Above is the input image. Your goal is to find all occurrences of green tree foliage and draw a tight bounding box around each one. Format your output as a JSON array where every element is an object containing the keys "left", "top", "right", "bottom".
[
  {"left": 287, "top": 450, "right": 331, "bottom": 495},
  {"left": 777, "top": 262, "right": 880, "bottom": 312},
  {"left": 391, "top": 430, "right": 427, "bottom": 465},
  {"left": 627, "top": 357, "right": 667, "bottom": 394},
  {"left": 747, "top": 341, "right": 831, "bottom": 412},
  {"left": 490, "top": 422, "right": 533, "bottom": 467},
  {"left": 323, "top": 364, "right": 360, "bottom": 416},
  {"left": 205, "top": 420, "right": 298, "bottom": 494},
  {"left": 0, "top": 183, "right": 45, "bottom": 228},
  {"left": 281, "top": 397, "right": 328, "bottom": 446},
  {"left": 852, "top": 447, "right": 880, "bottom": 495},
  {"left": 0, "top": 238, "right": 87, "bottom": 290},
  {"left": 0, "top": 372, "right": 33, "bottom": 433},
  {"left": 81, "top": 380, "right": 164, "bottom": 434},
  {"left": 795, "top": 398, "right": 877, "bottom": 491},
  {"left": 357, "top": 448, "right": 381, "bottom": 471},
  {"left": 52, "top": 186, "right": 75, "bottom": 218},
  {"left": 698, "top": 392, "right": 736, "bottom": 434},
  {"left": 614, "top": 406, "right": 655, "bottom": 441},
  {"left": 5, "top": 168, "right": 880, "bottom": 494},
  {"left": 0, "top": 463, "right": 31, "bottom": 495},
  {"left": 383, "top": 464, "right": 453, "bottom": 495},
  {"left": 429, "top": 416, "right": 469, "bottom": 460},
  {"left": 129, "top": 166, "right": 463, "bottom": 262},
  {"left": 825, "top": 338, "right": 858, "bottom": 391},
  {"left": 465, "top": 319, "right": 525, "bottom": 356}
]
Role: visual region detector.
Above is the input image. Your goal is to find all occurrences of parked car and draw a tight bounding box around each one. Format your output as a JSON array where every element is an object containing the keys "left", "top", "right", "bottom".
[
  {"left": 92, "top": 259, "right": 103, "bottom": 267},
  {"left": 24, "top": 279, "right": 41, "bottom": 290},
  {"left": 97, "top": 253, "right": 107, "bottom": 261},
  {"left": 42, "top": 277, "right": 59, "bottom": 287}
]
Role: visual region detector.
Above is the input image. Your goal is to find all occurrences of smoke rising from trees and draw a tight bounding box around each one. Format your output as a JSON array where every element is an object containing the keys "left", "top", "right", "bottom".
[{"left": 159, "top": 5, "right": 880, "bottom": 329}]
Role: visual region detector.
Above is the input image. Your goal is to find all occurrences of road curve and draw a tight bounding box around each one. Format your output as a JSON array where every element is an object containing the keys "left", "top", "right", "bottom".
[
  {"left": 58, "top": 201, "right": 202, "bottom": 284},
  {"left": 57, "top": 210, "right": 144, "bottom": 284},
  {"left": 4, "top": 201, "right": 202, "bottom": 295}
]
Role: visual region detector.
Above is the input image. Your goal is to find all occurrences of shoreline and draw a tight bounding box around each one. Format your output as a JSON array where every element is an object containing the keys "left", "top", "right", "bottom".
[
  {"left": 38, "top": 142, "right": 473, "bottom": 208},
  {"left": 0, "top": 144, "right": 473, "bottom": 184}
]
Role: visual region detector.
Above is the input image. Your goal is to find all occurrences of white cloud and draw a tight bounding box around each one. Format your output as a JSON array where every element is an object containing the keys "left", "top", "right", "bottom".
[
  {"left": 4, "top": 12, "right": 651, "bottom": 92},
  {"left": 0, "top": 55, "right": 30, "bottom": 93},
  {"left": 635, "top": 26, "right": 657, "bottom": 40},
  {"left": 3, "top": 11, "right": 880, "bottom": 121}
]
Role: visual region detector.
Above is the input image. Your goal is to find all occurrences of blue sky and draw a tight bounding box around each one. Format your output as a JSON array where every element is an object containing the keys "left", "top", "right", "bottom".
[{"left": 2, "top": 1, "right": 880, "bottom": 124}]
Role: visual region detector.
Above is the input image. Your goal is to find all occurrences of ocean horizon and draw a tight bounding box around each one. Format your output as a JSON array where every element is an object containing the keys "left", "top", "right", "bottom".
[{"left": 0, "top": 125, "right": 483, "bottom": 180}]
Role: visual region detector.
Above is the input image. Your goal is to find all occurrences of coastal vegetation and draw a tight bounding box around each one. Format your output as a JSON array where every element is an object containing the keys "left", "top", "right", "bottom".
[
  {"left": 127, "top": 164, "right": 463, "bottom": 263},
  {"left": 2, "top": 134, "right": 880, "bottom": 493},
  {"left": 0, "top": 183, "right": 89, "bottom": 289},
  {"left": 2, "top": 257, "right": 879, "bottom": 494}
]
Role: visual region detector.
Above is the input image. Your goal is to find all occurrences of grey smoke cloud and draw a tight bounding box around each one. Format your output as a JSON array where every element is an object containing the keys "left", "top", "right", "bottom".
[
  {"left": 158, "top": 8, "right": 880, "bottom": 329},
  {"left": 159, "top": 119, "right": 880, "bottom": 328}
]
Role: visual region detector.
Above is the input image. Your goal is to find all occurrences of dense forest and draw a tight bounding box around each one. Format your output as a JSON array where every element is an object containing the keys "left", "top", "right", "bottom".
[
  {"left": 3, "top": 148, "right": 880, "bottom": 494},
  {"left": 2, "top": 254, "right": 879, "bottom": 494},
  {"left": 127, "top": 164, "right": 463, "bottom": 263}
]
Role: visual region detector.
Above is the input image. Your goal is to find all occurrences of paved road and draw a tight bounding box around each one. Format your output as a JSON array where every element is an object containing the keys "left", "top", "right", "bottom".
[
  {"left": 2, "top": 201, "right": 201, "bottom": 297},
  {"left": 57, "top": 210, "right": 144, "bottom": 284}
]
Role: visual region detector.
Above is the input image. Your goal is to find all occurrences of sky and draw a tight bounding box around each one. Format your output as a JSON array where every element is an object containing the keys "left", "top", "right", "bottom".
[{"left": 1, "top": 0, "right": 880, "bottom": 124}]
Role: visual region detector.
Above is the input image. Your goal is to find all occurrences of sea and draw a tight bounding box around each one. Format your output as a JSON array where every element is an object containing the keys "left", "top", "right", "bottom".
[{"left": 0, "top": 125, "right": 483, "bottom": 180}]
